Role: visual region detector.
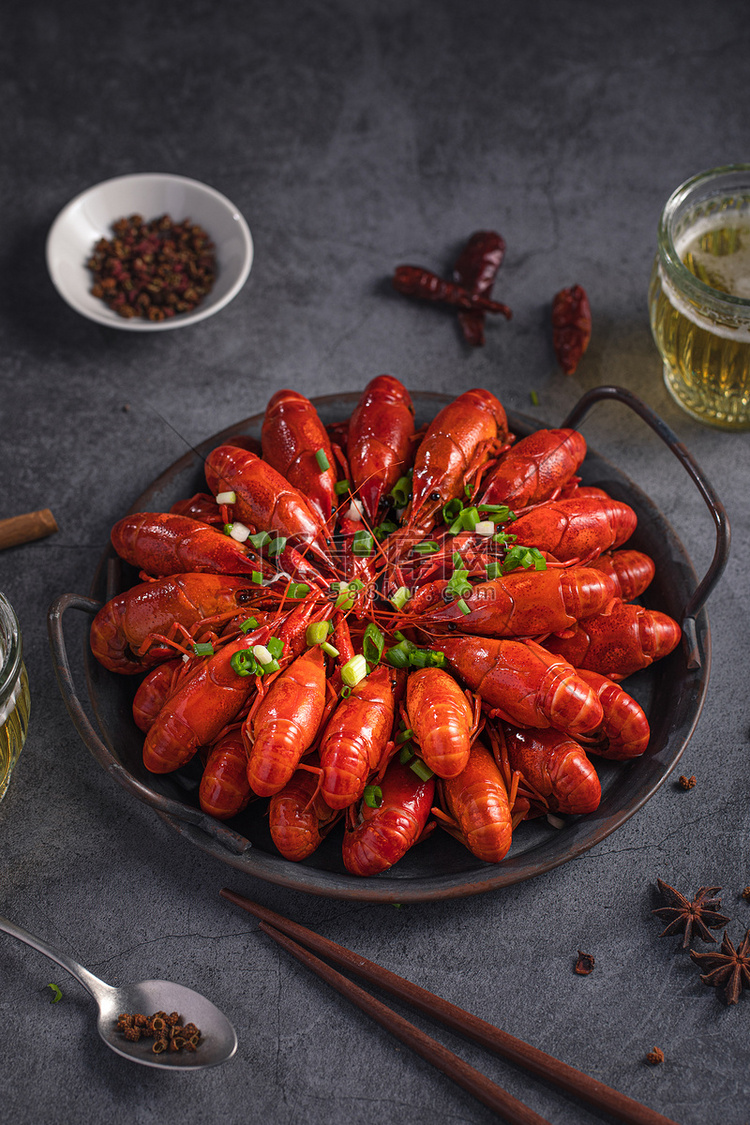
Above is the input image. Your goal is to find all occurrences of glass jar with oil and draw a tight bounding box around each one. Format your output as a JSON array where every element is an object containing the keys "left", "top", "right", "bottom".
[
  {"left": 0, "top": 594, "right": 30, "bottom": 803},
  {"left": 649, "top": 164, "right": 750, "bottom": 430}
]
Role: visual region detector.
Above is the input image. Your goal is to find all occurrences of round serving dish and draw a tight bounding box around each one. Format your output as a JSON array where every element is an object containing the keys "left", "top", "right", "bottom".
[
  {"left": 49, "top": 388, "right": 727, "bottom": 901},
  {"left": 46, "top": 173, "right": 253, "bottom": 331}
]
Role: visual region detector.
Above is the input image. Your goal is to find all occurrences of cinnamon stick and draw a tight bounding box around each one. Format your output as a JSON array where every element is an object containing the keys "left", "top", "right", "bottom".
[{"left": 0, "top": 509, "right": 58, "bottom": 551}]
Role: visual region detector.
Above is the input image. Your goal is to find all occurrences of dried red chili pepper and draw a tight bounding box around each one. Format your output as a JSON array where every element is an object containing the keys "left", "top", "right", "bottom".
[
  {"left": 551, "top": 284, "right": 592, "bottom": 374},
  {"left": 392, "top": 265, "right": 512, "bottom": 318},
  {"left": 452, "top": 231, "right": 506, "bottom": 347}
]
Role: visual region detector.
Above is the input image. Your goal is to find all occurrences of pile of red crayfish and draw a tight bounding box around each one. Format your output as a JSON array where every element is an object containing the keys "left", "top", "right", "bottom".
[{"left": 91, "top": 378, "right": 681, "bottom": 876}]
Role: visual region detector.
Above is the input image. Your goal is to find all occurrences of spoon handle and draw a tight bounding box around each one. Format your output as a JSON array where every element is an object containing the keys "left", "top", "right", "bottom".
[{"left": 0, "top": 913, "right": 112, "bottom": 1002}]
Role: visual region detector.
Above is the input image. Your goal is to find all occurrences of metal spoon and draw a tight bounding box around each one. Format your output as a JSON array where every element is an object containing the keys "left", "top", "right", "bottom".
[{"left": 0, "top": 913, "right": 238, "bottom": 1070}]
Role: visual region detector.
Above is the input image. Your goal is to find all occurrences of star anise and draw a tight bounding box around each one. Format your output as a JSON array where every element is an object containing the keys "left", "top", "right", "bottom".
[
  {"left": 690, "top": 930, "right": 750, "bottom": 1004},
  {"left": 652, "top": 879, "right": 731, "bottom": 947}
]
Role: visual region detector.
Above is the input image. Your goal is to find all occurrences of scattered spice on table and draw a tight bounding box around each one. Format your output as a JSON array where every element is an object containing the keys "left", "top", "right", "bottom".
[
  {"left": 116, "top": 1010, "right": 202, "bottom": 1053},
  {"left": 46, "top": 983, "right": 63, "bottom": 1003},
  {"left": 677, "top": 774, "right": 697, "bottom": 790},
  {"left": 652, "top": 879, "right": 730, "bottom": 947},
  {"left": 551, "top": 284, "right": 591, "bottom": 374},
  {"left": 87, "top": 214, "right": 216, "bottom": 321},
  {"left": 690, "top": 930, "right": 750, "bottom": 1005},
  {"left": 645, "top": 1047, "right": 664, "bottom": 1066},
  {"left": 742, "top": 887, "right": 750, "bottom": 903},
  {"left": 574, "top": 950, "right": 595, "bottom": 975}
]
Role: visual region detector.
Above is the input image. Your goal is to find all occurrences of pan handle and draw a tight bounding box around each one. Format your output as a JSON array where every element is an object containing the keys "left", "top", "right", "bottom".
[
  {"left": 561, "top": 385, "right": 731, "bottom": 670},
  {"left": 46, "top": 593, "right": 252, "bottom": 856}
]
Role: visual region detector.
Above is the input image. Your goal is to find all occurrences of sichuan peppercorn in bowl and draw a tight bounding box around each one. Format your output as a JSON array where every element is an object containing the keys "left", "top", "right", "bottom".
[{"left": 45, "top": 173, "right": 253, "bottom": 331}]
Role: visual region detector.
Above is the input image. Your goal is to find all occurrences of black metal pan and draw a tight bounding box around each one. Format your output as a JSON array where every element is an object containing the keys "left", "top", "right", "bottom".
[{"left": 48, "top": 386, "right": 729, "bottom": 902}]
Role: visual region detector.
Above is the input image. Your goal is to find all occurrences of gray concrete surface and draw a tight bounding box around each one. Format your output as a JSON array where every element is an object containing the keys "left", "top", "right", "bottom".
[{"left": 1, "top": 2, "right": 749, "bottom": 1122}]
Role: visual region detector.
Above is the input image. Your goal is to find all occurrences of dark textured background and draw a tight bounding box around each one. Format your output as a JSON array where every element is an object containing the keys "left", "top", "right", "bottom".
[{"left": 1, "top": 2, "right": 749, "bottom": 1122}]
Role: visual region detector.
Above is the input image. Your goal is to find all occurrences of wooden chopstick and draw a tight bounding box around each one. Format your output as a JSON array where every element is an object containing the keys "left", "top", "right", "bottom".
[
  {"left": 0, "top": 509, "right": 58, "bottom": 551},
  {"left": 259, "top": 919, "right": 552, "bottom": 1125},
  {"left": 221, "top": 889, "right": 679, "bottom": 1125}
]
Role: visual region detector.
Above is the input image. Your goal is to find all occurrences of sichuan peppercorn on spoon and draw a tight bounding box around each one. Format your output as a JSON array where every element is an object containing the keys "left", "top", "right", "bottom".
[{"left": 0, "top": 913, "right": 237, "bottom": 1069}]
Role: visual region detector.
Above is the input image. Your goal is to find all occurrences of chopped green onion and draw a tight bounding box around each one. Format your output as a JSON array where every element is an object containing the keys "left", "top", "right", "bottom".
[
  {"left": 193, "top": 641, "right": 215, "bottom": 656},
  {"left": 306, "top": 621, "right": 329, "bottom": 646},
  {"left": 374, "top": 519, "right": 398, "bottom": 541},
  {"left": 457, "top": 597, "right": 471, "bottom": 616},
  {"left": 396, "top": 728, "right": 414, "bottom": 744},
  {"left": 390, "top": 475, "right": 411, "bottom": 508},
  {"left": 410, "top": 759, "right": 435, "bottom": 782},
  {"left": 443, "top": 498, "right": 463, "bottom": 523},
  {"left": 452, "top": 550, "right": 463, "bottom": 568},
  {"left": 363, "top": 784, "right": 383, "bottom": 808},
  {"left": 315, "top": 448, "right": 330, "bottom": 472},
  {"left": 249, "top": 530, "right": 271, "bottom": 549},
  {"left": 530, "top": 390, "right": 540, "bottom": 406},
  {"left": 362, "top": 622, "right": 385, "bottom": 665},
  {"left": 347, "top": 499, "right": 365, "bottom": 521},
  {"left": 215, "top": 490, "right": 236, "bottom": 505},
  {"left": 352, "top": 529, "right": 374, "bottom": 557},
  {"left": 253, "top": 644, "right": 273, "bottom": 665},
  {"left": 266, "top": 636, "right": 284, "bottom": 659},
  {"left": 46, "top": 983, "right": 63, "bottom": 1004},
  {"left": 223, "top": 523, "right": 233, "bottom": 536},
  {"left": 390, "top": 586, "right": 411, "bottom": 610},
  {"left": 267, "top": 536, "right": 287, "bottom": 558},
  {"left": 461, "top": 505, "right": 480, "bottom": 532},
  {"left": 227, "top": 521, "right": 251, "bottom": 543},
  {"left": 231, "top": 650, "right": 259, "bottom": 677},
  {"left": 502, "top": 546, "right": 548, "bottom": 573},
  {"left": 412, "top": 540, "right": 439, "bottom": 555},
  {"left": 262, "top": 658, "right": 280, "bottom": 675},
  {"left": 385, "top": 639, "right": 413, "bottom": 668},
  {"left": 464, "top": 482, "right": 473, "bottom": 499},
  {"left": 478, "top": 503, "right": 512, "bottom": 516},
  {"left": 334, "top": 579, "right": 364, "bottom": 610},
  {"left": 334, "top": 479, "right": 351, "bottom": 495},
  {"left": 287, "top": 582, "right": 310, "bottom": 599},
  {"left": 252, "top": 571, "right": 264, "bottom": 585},
  {"left": 340, "top": 684, "right": 352, "bottom": 699},
  {"left": 474, "top": 521, "right": 495, "bottom": 537},
  {"left": 321, "top": 641, "right": 339, "bottom": 658},
  {"left": 398, "top": 743, "right": 415, "bottom": 763},
  {"left": 239, "top": 616, "right": 259, "bottom": 633},
  {"left": 341, "top": 654, "right": 368, "bottom": 687},
  {"left": 485, "top": 562, "right": 501, "bottom": 580},
  {"left": 493, "top": 531, "right": 518, "bottom": 546}
]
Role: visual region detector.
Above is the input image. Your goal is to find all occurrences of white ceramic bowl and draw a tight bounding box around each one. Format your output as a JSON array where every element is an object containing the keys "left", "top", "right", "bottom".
[{"left": 46, "top": 173, "right": 253, "bottom": 331}]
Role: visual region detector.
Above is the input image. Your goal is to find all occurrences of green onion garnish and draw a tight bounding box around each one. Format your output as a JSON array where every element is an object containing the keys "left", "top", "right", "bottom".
[
  {"left": 239, "top": 617, "right": 259, "bottom": 633},
  {"left": 231, "top": 650, "right": 259, "bottom": 677},
  {"left": 248, "top": 530, "right": 271, "bottom": 549},
  {"left": 461, "top": 505, "right": 480, "bottom": 532},
  {"left": 334, "top": 579, "right": 364, "bottom": 610},
  {"left": 398, "top": 743, "right": 415, "bottom": 763},
  {"left": 267, "top": 536, "right": 287, "bottom": 558},
  {"left": 385, "top": 639, "right": 413, "bottom": 668},
  {"left": 362, "top": 622, "right": 385, "bottom": 665},
  {"left": 266, "top": 636, "right": 284, "bottom": 660},
  {"left": 315, "top": 448, "right": 331, "bottom": 472},
  {"left": 390, "top": 475, "right": 411, "bottom": 508},
  {"left": 530, "top": 390, "right": 540, "bottom": 406},
  {"left": 363, "top": 784, "right": 383, "bottom": 809},
  {"left": 457, "top": 597, "right": 471, "bottom": 616},
  {"left": 374, "top": 519, "right": 398, "bottom": 541},
  {"left": 262, "top": 658, "right": 280, "bottom": 675},
  {"left": 334, "top": 479, "right": 351, "bottom": 495},
  {"left": 193, "top": 641, "right": 215, "bottom": 656},
  {"left": 321, "top": 641, "right": 340, "bottom": 658},
  {"left": 443, "top": 498, "right": 463, "bottom": 523},
  {"left": 412, "top": 540, "right": 439, "bottom": 555},
  {"left": 252, "top": 571, "right": 264, "bottom": 585},
  {"left": 340, "top": 684, "right": 352, "bottom": 699},
  {"left": 390, "top": 586, "right": 411, "bottom": 610},
  {"left": 410, "top": 759, "right": 435, "bottom": 782},
  {"left": 306, "top": 621, "right": 329, "bottom": 646},
  {"left": 485, "top": 562, "right": 501, "bottom": 580},
  {"left": 352, "top": 530, "right": 374, "bottom": 557},
  {"left": 223, "top": 523, "right": 234, "bottom": 536},
  {"left": 396, "top": 728, "right": 414, "bottom": 744},
  {"left": 287, "top": 582, "right": 310, "bottom": 599},
  {"left": 341, "top": 654, "right": 368, "bottom": 687},
  {"left": 46, "top": 983, "right": 63, "bottom": 1004}
]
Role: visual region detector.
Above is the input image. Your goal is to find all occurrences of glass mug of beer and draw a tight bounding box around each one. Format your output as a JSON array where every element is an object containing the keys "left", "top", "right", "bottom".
[
  {"left": 0, "top": 594, "right": 31, "bottom": 803},
  {"left": 649, "top": 164, "right": 750, "bottom": 430}
]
